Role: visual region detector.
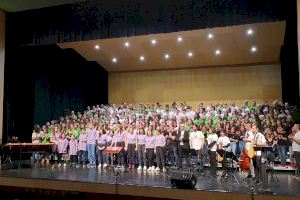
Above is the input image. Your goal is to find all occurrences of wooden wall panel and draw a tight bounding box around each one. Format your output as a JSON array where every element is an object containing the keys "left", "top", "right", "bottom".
[{"left": 108, "top": 64, "right": 282, "bottom": 107}]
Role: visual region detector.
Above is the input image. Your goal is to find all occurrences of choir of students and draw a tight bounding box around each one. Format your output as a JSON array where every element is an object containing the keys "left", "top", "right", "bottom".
[{"left": 31, "top": 100, "right": 300, "bottom": 177}]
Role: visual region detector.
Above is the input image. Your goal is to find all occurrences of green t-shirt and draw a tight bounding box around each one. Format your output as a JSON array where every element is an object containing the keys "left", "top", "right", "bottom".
[
  {"left": 42, "top": 132, "right": 51, "bottom": 143},
  {"left": 193, "top": 118, "right": 200, "bottom": 127}
]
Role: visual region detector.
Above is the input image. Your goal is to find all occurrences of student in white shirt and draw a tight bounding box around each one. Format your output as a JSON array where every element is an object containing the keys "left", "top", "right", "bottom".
[
  {"left": 207, "top": 128, "right": 218, "bottom": 176},
  {"left": 217, "top": 131, "right": 231, "bottom": 169},
  {"left": 189, "top": 124, "right": 205, "bottom": 172},
  {"left": 289, "top": 124, "right": 300, "bottom": 176}
]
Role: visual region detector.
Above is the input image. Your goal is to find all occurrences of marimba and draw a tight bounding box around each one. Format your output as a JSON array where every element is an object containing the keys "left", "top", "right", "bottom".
[{"left": 4, "top": 143, "right": 55, "bottom": 168}]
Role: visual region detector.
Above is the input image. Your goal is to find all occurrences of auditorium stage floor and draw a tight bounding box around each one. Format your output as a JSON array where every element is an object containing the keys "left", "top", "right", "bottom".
[{"left": 0, "top": 166, "right": 299, "bottom": 200}]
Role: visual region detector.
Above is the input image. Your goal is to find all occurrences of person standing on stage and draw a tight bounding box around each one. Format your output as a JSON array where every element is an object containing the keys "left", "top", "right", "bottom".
[
  {"left": 207, "top": 128, "right": 218, "bottom": 176},
  {"left": 32, "top": 125, "right": 42, "bottom": 163},
  {"left": 87, "top": 123, "right": 97, "bottom": 168},
  {"left": 289, "top": 124, "right": 300, "bottom": 177},
  {"left": 145, "top": 130, "right": 155, "bottom": 171},
  {"left": 77, "top": 126, "right": 88, "bottom": 168},
  {"left": 97, "top": 129, "right": 107, "bottom": 169},
  {"left": 105, "top": 129, "right": 113, "bottom": 167},
  {"left": 112, "top": 127, "right": 126, "bottom": 168},
  {"left": 243, "top": 123, "right": 255, "bottom": 178},
  {"left": 189, "top": 124, "right": 205, "bottom": 172},
  {"left": 177, "top": 124, "right": 191, "bottom": 168},
  {"left": 50, "top": 126, "right": 61, "bottom": 166},
  {"left": 252, "top": 125, "right": 267, "bottom": 182},
  {"left": 137, "top": 128, "right": 147, "bottom": 170},
  {"left": 169, "top": 126, "right": 179, "bottom": 168},
  {"left": 217, "top": 130, "right": 231, "bottom": 169},
  {"left": 69, "top": 135, "right": 78, "bottom": 167},
  {"left": 57, "top": 133, "right": 68, "bottom": 167},
  {"left": 125, "top": 127, "right": 137, "bottom": 169},
  {"left": 155, "top": 129, "right": 166, "bottom": 172}
]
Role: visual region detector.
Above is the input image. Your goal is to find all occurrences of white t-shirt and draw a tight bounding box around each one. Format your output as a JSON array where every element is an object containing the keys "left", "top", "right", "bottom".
[
  {"left": 217, "top": 136, "right": 231, "bottom": 152},
  {"left": 245, "top": 130, "right": 254, "bottom": 150},
  {"left": 189, "top": 131, "right": 204, "bottom": 150},
  {"left": 32, "top": 132, "right": 41, "bottom": 144},
  {"left": 292, "top": 131, "right": 300, "bottom": 152},
  {"left": 207, "top": 133, "right": 218, "bottom": 151},
  {"left": 254, "top": 132, "right": 266, "bottom": 146}
]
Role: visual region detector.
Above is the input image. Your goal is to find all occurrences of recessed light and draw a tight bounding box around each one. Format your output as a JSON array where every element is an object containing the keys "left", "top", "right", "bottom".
[
  {"left": 151, "top": 39, "right": 157, "bottom": 45},
  {"left": 208, "top": 33, "right": 214, "bottom": 39},
  {"left": 164, "top": 54, "right": 170, "bottom": 59},
  {"left": 188, "top": 51, "right": 193, "bottom": 57},
  {"left": 247, "top": 29, "right": 254, "bottom": 35},
  {"left": 177, "top": 36, "right": 183, "bottom": 42},
  {"left": 215, "top": 49, "right": 221, "bottom": 55},
  {"left": 124, "top": 41, "right": 130, "bottom": 47},
  {"left": 94, "top": 45, "right": 100, "bottom": 50},
  {"left": 112, "top": 57, "right": 117, "bottom": 63},
  {"left": 139, "top": 56, "right": 145, "bottom": 61},
  {"left": 250, "top": 46, "right": 257, "bottom": 52}
]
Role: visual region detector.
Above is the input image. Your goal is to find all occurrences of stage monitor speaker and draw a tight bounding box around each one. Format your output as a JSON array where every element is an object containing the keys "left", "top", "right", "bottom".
[{"left": 170, "top": 170, "right": 197, "bottom": 189}]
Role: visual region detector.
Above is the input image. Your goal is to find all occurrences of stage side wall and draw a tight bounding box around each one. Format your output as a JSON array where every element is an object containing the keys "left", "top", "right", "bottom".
[
  {"left": 108, "top": 64, "right": 282, "bottom": 107},
  {"left": 0, "top": 10, "right": 5, "bottom": 144}
]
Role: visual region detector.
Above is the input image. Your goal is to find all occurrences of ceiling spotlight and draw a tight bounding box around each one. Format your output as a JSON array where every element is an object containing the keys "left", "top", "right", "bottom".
[
  {"left": 208, "top": 33, "right": 214, "bottom": 39},
  {"left": 215, "top": 49, "right": 221, "bottom": 55},
  {"left": 124, "top": 41, "right": 130, "bottom": 47},
  {"left": 112, "top": 57, "right": 118, "bottom": 63},
  {"left": 247, "top": 29, "right": 254, "bottom": 35},
  {"left": 94, "top": 45, "right": 100, "bottom": 50},
  {"left": 164, "top": 54, "right": 170, "bottom": 59},
  {"left": 139, "top": 56, "right": 145, "bottom": 61},
  {"left": 151, "top": 39, "right": 157, "bottom": 45},
  {"left": 251, "top": 46, "right": 257, "bottom": 52},
  {"left": 188, "top": 51, "right": 193, "bottom": 57},
  {"left": 177, "top": 36, "right": 183, "bottom": 42}
]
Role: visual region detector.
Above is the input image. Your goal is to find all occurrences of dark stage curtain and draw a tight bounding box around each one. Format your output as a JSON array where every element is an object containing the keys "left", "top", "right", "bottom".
[
  {"left": 3, "top": 45, "right": 108, "bottom": 141},
  {"left": 6, "top": 0, "right": 285, "bottom": 47}
]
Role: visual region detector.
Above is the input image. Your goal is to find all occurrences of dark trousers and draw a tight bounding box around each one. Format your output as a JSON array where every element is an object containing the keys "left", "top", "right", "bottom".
[
  {"left": 97, "top": 150, "right": 106, "bottom": 164},
  {"left": 70, "top": 155, "right": 77, "bottom": 164},
  {"left": 58, "top": 153, "right": 66, "bottom": 164},
  {"left": 294, "top": 151, "right": 300, "bottom": 174},
  {"left": 78, "top": 150, "right": 87, "bottom": 165},
  {"left": 137, "top": 144, "right": 146, "bottom": 166},
  {"left": 209, "top": 150, "right": 217, "bottom": 176},
  {"left": 172, "top": 146, "right": 180, "bottom": 167},
  {"left": 178, "top": 145, "right": 190, "bottom": 168},
  {"left": 116, "top": 142, "right": 125, "bottom": 166},
  {"left": 127, "top": 143, "right": 136, "bottom": 165},
  {"left": 156, "top": 146, "right": 165, "bottom": 168},
  {"left": 146, "top": 148, "right": 154, "bottom": 167}
]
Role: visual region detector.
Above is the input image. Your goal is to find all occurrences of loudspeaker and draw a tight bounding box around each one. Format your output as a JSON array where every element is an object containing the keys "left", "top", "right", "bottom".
[{"left": 170, "top": 170, "right": 197, "bottom": 189}]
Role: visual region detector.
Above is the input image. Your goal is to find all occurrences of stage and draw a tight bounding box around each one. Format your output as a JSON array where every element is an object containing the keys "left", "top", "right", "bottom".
[{"left": 0, "top": 166, "right": 299, "bottom": 200}]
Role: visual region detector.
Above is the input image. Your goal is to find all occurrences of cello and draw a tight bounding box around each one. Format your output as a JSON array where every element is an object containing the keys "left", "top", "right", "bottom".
[{"left": 240, "top": 148, "right": 250, "bottom": 171}]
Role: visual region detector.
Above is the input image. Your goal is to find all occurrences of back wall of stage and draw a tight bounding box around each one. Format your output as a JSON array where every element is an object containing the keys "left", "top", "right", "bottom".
[{"left": 108, "top": 64, "right": 281, "bottom": 107}]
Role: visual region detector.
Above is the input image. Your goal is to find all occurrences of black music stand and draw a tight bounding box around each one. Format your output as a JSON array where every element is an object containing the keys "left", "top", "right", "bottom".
[{"left": 253, "top": 146, "right": 277, "bottom": 195}]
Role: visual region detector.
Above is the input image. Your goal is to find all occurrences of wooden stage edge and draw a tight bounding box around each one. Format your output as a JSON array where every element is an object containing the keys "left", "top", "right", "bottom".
[{"left": 0, "top": 176, "right": 298, "bottom": 200}]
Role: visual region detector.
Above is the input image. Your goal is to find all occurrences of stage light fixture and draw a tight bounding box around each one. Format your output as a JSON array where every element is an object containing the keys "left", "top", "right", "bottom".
[
  {"left": 139, "top": 56, "right": 145, "bottom": 61},
  {"left": 94, "top": 45, "right": 100, "bottom": 50},
  {"left": 177, "top": 36, "right": 183, "bottom": 43},
  {"left": 151, "top": 39, "right": 157, "bottom": 45},
  {"left": 112, "top": 57, "right": 118, "bottom": 63},
  {"left": 247, "top": 29, "right": 254, "bottom": 35},
  {"left": 208, "top": 33, "right": 214, "bottom": 39},
  {"left": 164, "top": 54, "right": 170, "bottom": 59},
  {"left": 124, "top": 41, "right": 130, "bottom": 47},
  {"left": 188, "top": 51, "right": 193, "bottom": 57},
  {"left": 250, "top": 46, "right": 257, "bottom": 52},
  {"left": 215, "top": 49, "right": 221, "bottom": 55}
]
